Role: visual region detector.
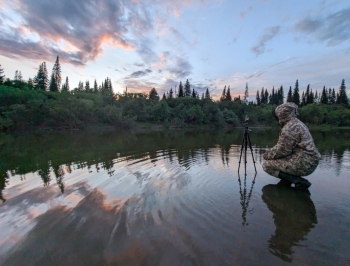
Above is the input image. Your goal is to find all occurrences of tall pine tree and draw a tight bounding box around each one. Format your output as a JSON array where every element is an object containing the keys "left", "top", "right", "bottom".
[
  {"left": 184, "top": 79, "right": 191, "bottom": 97},
  {"left": 49, "top": 56, "right": 61, "bottom": 92},
  {"left": 292, "top": 79, "right": 300, "bottom": 106},
  {"left": 178, "top": 81, "right": 184, "bottom": 97},
  {"left": 287, "top": 86, "right": 293, "bottom": 102},
  {"left": 0, "top": 64, "right": 4, "bottom": 84},
  {"left": 336, "top": 79, "right": 348, "bottom": 105},
  {"left": 205, "top": 88, "right": 211, "bottom": 99},
  {"left": 226, "top": 86, "right": 232, "bottom": 101},
  {"left": 34, "top": 62, "right": 49, "bottom": 91},
  {"left": 256, "top": 90, "right": 261, "bottom": 105}
]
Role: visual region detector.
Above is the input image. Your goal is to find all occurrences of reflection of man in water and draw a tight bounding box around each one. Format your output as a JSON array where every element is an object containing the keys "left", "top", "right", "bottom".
[
  {"left": 262, "top": 184, "right": 317, "bottom": 262},
  {"left": 262, "top": 102, "right": 321, "bottom": 189}
]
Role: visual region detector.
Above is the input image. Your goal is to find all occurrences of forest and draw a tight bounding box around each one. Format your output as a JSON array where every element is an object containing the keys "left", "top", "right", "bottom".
[{"left": 0, "top": 57, "right": 349, "bottom": 132}]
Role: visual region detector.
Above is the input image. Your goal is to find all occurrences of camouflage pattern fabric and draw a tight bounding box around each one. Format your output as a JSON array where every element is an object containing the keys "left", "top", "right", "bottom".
[{"left": 263, "top": 102, "right": 321, "bottom": 177}]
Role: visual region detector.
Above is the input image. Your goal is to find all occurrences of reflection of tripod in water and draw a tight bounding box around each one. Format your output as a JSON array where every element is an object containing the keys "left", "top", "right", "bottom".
[
  {"left": 238, "top": 116, "right": 257, "bottom": 174},
  {"left": 238, "top": 172, "right": 256, "bottom": 226}
]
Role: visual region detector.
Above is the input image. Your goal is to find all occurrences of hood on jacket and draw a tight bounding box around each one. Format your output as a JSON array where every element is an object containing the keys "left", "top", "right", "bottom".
[{"left": 274, "top": 102, "right": 298, "bottom": 126}]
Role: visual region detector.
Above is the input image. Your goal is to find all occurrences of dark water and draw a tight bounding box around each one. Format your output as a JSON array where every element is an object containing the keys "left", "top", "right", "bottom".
[{"left": 0, "top": 129, "right": 349, "bottom": 265}]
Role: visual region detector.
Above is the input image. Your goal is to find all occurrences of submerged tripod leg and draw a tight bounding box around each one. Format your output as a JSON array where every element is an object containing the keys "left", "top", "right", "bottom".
[{"left": 247, "top": 132, "right": 257, "bottom": 173}]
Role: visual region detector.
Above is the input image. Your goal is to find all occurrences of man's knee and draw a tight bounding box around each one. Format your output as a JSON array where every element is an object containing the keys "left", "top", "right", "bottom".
[{"left": 263, "top": 160, "right": 279, "bottom": 177}]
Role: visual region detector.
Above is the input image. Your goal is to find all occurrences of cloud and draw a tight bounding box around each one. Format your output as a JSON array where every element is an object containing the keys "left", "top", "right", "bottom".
[
  {"left": 0, "top": 0, "right": 156, "bottom": 65},
  {"left": 128, "top": 69, "right": 152, "bottom": 78},
  {"left": 133, "top": 62, "right": 145, "bottom": 67},
  {"left": 251, "top": 26, "right": 280, "bottom": 56},
  {"left": 167, "top": 56, "right": 193, "bottom": 78},
  {"left": 294, "top": 7, "right": 350, "bottom": 46},
  {"left": 239, "top": 6, "right": 253, "bottom": 19}
]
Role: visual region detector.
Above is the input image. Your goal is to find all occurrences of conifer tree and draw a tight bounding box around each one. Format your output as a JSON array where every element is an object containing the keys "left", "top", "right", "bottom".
[
  {"left": 184, "top": 79, "right": 191, "bottom": 97},
  {"left": 205, "top": 88, "right": 210, "bottom": 99},
  {"left": 304, "top": 84, "right": 310, "bottom": 105},
  {"left": 169, "top": 88, "right": 174, "bottom": 99},
  {"left": 264, "top": 89, "right": 269, "bottom": 104},
  {"left": 28, "top": 78, "right": 33, "bottom": 89},
  {"left": 85, "top": 80, "right": 90, "bottom": 92},
  {"left": 0, "top": 64, "right": 4, "bottom": 84},
  {"left": 278, "top": 85, "right": 284, "bottom": 104},
  {"left": 287, "top": 86, "right": 293, "bottom": 102},
  {"left": 162, "top": 93, "right": 166, "bottom": 100},
  {"left": 49, "top": 56, "right": 61, "bottom": 92},
  {"left": 256, "top": 90, "right": 261, "bottom": 105},
  {"left": 192, "top": 88, "right": 196, "bottom": 98},
  {"left": 292, "top": 79, "right": 300, "bottom": 106},
  {"left": 178, "top": 81, "right": 184, "bottom": 97},
  {"left": 337, "top": 79, "right": 348, "bottom": 105},
  {"left": 61, "top": 77, "right": 69, "bottom": 92},
  {"left": 260, "top": 88, "right": 265, "bottom": 104},
  {"left": 34, "top": 62, "right": 49, "bottom": 91},
  {"left": 93, "top": 79, "right": 98, "bottom": 94},
  {"left": 301, "top": 91, "right": 306, "bottom": 106},
  {"left": 320, "top": 86, "right": 328, "bottom": 104},
  {"left": 331, "top": 88, "right": 336, "bottom": 104},
  {"left": 220, "top": 86, "right": 226, "bottom": 102},
  {"left": 78, "top": 81, "right": 84, "bottom": 91},
  {"left": 243, "top": 83, "right": 249, "bottom": 103},
  {"left": 327, "top": 88, "right": 332, "bottom": 104},
  {"left": 149, "top": 88, "right": 159, "bottom": 100},
  {"left": 226, "top": 86, "right": 232, "bottom": 101}
]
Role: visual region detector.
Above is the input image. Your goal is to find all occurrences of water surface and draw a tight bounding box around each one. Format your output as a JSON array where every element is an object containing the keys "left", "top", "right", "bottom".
[{"left": 0, "top": 129, "right": 349, "bottom": 265}]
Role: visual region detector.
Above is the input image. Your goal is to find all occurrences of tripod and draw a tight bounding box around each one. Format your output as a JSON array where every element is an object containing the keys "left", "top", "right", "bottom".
[{"left": 238, "top": 122, "right": 257, "bottom": 174}]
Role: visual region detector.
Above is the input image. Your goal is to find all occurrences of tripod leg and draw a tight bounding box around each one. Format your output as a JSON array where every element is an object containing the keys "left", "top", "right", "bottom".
[
  {"left": 238, "top": 132, "right": 246, "bottom": 172},
  {"left": 247, "top": 132, "right": 257, "bottom": 173}
]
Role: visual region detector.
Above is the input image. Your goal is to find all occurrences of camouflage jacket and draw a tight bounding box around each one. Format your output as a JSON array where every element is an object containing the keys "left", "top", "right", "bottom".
[{"left": 263, "top": 102, "right": 321, "bottom": 161}]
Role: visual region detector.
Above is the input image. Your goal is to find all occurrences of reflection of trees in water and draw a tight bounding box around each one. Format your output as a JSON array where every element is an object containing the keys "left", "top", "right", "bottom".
[
  {"left": 262, "top": 184, "right": 317, "bottom": 262},
  {"left": 0, "top": 129, "right": 349, "bottom": 200}
]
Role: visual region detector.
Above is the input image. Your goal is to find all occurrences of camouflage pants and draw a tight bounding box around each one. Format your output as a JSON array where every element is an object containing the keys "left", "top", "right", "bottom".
[{"left": 262, "top": 153, "right": 319, "bottom": 178}]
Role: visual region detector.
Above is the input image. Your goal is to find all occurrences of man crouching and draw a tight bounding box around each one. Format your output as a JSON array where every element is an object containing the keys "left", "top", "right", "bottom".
[{"left": 263, "top": 102, "right": 321, "bottom": 190}]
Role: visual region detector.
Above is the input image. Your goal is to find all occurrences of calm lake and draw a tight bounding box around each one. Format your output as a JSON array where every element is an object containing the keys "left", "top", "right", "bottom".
[{"left": 0, "top": 129, "right": 349, "bottom": 265}]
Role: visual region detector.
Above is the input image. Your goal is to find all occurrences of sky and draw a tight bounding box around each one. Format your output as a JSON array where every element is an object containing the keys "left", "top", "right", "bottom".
[{"left": 0, "top": 0, "right": 349, "bottom": 100}]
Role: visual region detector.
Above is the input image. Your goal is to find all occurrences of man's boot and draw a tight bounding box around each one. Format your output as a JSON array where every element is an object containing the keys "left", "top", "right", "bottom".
[{"left": 278, "top": 171, "right": 311, "bottom": 190}]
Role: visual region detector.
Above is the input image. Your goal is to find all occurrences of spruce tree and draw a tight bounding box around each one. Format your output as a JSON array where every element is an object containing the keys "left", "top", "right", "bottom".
[
  {"left": 292, "top": 79, "right": 300, "bottom": 106},
  {"left": 327, "top": 88, "right": 332, "bottom": 104},
  {"left": 85, "top": 80, "right": 90, "bottom": 92},
  {"left": 301, "top": 91, "right": 306, "bottom": 106},
  {"left": 278, "top": 85, "right": 284, "bottom": 104},
  {"left": 169, "top": 88, "right": 174, "bottom": 99},
  {"left": 162, "top": 93, "right": 166, "bottom": 100},
  {"left": 34, "top": 62, "right": 49, "bottom": 91},
  {"left": 93, "top": 79, "right": 98, "bottom": 94},
  {"left": 256, "top": 90, "right": 261, "bottom": 105},
  {"left": 28, "top": 78, "right": 34, "bottom": 90},
  {"left": 260, "top": 88, "right": 265, "bottom": 104},
  {"left": 192, "top": 88, "right": 196, "bottom": 98},
  {"left": 337, "top": 79, "right": 348, "bottom": 105},
  {"left": 178, "top": 81, "right": 184, "bottom": 97},
  {"left": 305, "top": 84, "right": 310, "bottom": 105},
  {"left": 205, "top": 88, "right": 210, "bottom": 99},
  {"left": 331, "top": 88, "right": 336, "bottom": 104},
  {"left": 320, "top": 86, "right": 328, "bottom": 104},
  {"left": 184, "top": 79, "right": 191, "bottom": 97},
  {"left": 287, "top": 86, "right": 293, "bottom": 102},
  {"left": 149, "top": 88, "right": 159, "bottom": 100},
  {"left": 226, "top": 86, "right": 232, "bottom": 101},
  {"left": 0, "top": 64, "right": 4, "bottom": 84},
  {"left": 220, "top": 86, "right": 226, "bottom": 102},
  {"left": 49, "top": 56, "right": 61, "bottom": 92},
  {"left": 264, "top": 89, "right": 269, "bottom": 104},
  {"left": 243, "top": 83, "right": 249, "bottom": 103}
]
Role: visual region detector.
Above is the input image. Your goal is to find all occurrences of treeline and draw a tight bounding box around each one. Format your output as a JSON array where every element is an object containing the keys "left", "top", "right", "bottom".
[{"left": 0, "top": 59, "right": 349, "bottom": 132}]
